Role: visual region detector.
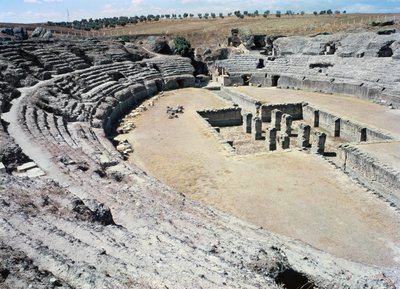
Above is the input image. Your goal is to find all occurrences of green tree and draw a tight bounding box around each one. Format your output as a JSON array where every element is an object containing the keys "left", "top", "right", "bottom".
[
  {"left": 174, "top": 36, "right": 192, "bottom": 57},
  {"left": 276, "top": 11, "right": 281, "bottom": 17}
]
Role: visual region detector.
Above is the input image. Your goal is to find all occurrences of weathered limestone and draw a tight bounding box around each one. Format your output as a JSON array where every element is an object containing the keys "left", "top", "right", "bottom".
[
  {"left": 297, "top": 124, "right": 311, "bottom": 148},
  {"left": 253, "top": 117, "right": 262, "bottom": 140},
  {"left": 265, "top": 128, "right": 277, "bottom": 151},
  {"left": 281, "top": 114, "right": 293, "bottom": 136},
  {"left": 312, "top": 132, "right": 327, "bottom": 154},
  {"left": 313, "top": 110, "right": 320, "bottom": 127},
  {"left": 214, "top": 31, "right": 400, "bottom": 108},
  {"left": 279, "top": 133, "right": 290, "bottom": 149},
  {"left": 197, "top": 108, "right": 242, "bottom": 127},
  {"left": 17, "top": 162, "right": 38, "bottom": 172},
  {"left": 243, "top": 112, "right": 253, "bottom": 133},
  {"left": 0, "top": 162, "right": 6, "bottom": 173},
  {"left": 271, "top": 109, "right": 282, "bottom": 131}
]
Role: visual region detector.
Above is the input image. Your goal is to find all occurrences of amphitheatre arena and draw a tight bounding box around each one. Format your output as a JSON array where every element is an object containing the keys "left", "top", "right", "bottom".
[{"left": 1, "top": 16, "right": 400, "bottom": 289}]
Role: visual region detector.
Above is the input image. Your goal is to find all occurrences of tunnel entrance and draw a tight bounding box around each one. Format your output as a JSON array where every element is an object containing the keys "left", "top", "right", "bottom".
[
  {"left": 334, "top": 119, "right": 341, "bottom": 137},
  {"left": 378, "top": 42, "right": 394, "bottom": 57},
  {"left": 257, "top": 59, "right": 265, "bottom": 69},
  {"left": 360, "top": 128, "right": 367, "bottom": 142},
  {"left": 177, "top": 79, "right": 185, "bottom": 88},
  {"left": 272, "top": 75, "right": 280, "bottom": 87},
  {"left": 275, "top": 269, "right": 315, "bottom": 289},
  {"left": 242, "top": 74, "right": 251, "bottom": 86}
]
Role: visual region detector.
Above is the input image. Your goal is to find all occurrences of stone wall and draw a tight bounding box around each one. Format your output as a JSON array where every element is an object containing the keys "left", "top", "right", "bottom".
[
  {"left": 261, "top": 103, "right": 303, "bottom": 122},
  {"left": 221, "top": 88, "right": 260, "bottom": 113},
  {"left": 277, "top": 75, "right": 394, "bottom": 107},
  {"left": 164, "top": 75, "right": 196, "bottom": 90},
  {"left": 338, "top": 144, "right": 400, "bottom": 207},
  {"left": 197, "top": 108, "right": 242, "bottom": 127},
  {"left": 104, "top": 84, "right": 151, "bottom": 135},
  {"left": 303, "top": 105, "right": 392, "bottom": 142},
  {"left": 214, "top": 32, "right": 400, "bottom": 109},
  {"left": 195, "top": 113, "right": 235, "bottom": 154}
]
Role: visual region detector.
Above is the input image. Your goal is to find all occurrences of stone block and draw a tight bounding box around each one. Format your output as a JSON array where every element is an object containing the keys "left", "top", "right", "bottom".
[
  {"left": 17, "top": 162, "right": 38, "bottom": 172},
  {"left": 0, "top": 162, "right": 6, "bottom": 173},
  {"left": 266, "top": 128, "right": 277, "bottom": 151},
  {"left": 281, "top": 114, "right": 293, "bottom": 136},
  {"left": 279, "top": 133, "right": 290, "bottom": 149},
  {"left": 271, "top": 109, "right": 282, "bottom": 131},
  {"left": 297, "top": 124, "right": 311, "bottom": 148},
  {"left": 311, "top": 132, "right": 327, "bottom": 154},
  {"left": 253, "top": 117, "right": 262, "bottom": 140},
  {"left": 243, "top": 112, "right": 252, "bottom": 133}
]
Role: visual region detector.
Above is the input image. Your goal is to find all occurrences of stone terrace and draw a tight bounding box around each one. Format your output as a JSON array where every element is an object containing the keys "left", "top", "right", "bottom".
[{"left": 214, "top": 31, "right": 400, "bottom": 108}]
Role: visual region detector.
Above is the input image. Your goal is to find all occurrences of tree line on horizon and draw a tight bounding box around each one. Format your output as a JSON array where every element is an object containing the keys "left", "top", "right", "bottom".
[{"left": 46, "top": 9, "right": 347, "bottom": 31}]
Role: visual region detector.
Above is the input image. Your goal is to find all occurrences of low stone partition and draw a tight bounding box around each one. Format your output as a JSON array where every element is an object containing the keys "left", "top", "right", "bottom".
[
  {"left": 261, "top": 103, "right": 303, "bottom": 122},
  {"left": 303, "top": 105, "right": 393, "bottom": 142},
  {"left": 221, "top": 88, "right": 260, "bottom": 113},
  {"left": 195, "top": 111, "right": 235, "bottom": 154},
  {"left": 278, "top": 74, "right": 398, "bottom": 108},
  {"left": 338, "top": 144, "right": 400, "bottom": 207},
  {"left": 197, "top": 108, "right": 242, "bottom": 127}
]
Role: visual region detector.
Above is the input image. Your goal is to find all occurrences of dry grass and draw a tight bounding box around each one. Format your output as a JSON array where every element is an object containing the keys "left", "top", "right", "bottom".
[
  {"left": 3, "top": 13, "right": 399, "bottom": 47},
  {"left": 98, "top": 13, "right": 400, "bottom": 46}
]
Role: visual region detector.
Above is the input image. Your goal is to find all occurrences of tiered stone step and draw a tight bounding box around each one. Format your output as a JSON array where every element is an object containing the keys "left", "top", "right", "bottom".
[
  {"left": 33, "top": 49, "right": 73, "bottom": 74},
  {"left": 146, "top": 56, "right": 194, "bottom": 77}
]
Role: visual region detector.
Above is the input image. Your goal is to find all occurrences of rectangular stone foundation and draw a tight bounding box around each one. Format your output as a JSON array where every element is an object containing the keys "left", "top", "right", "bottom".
[
  {"left": 197, "top": 108, "right": 243, "bottom": 127},
  {"left": 338, "top": 144, "right": 400, "bottom": 207}
]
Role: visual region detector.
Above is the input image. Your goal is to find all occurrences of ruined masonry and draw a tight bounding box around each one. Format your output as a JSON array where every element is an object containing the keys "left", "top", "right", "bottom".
[
  {"left": 297, "top": 124, "right": 311, "bottom": 148},
  {"left": 271, "top": 109, "right": 283, "bottom": 131},
  {"left": 266, "top": 127, "right": 277, "bottom": 151},
  {"left": 243, "top": 112, "right": 252, "bottom": 133},
  {"left": 253, "top": 117, "right": 262, "bottom": 140},
  {"left": 311, "top": 132, "right": 327, "bottom": 154}
]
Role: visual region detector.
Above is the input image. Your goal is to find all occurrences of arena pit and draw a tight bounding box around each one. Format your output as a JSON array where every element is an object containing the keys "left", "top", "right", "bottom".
[{"left": 116, "top": 87, "right": 400, "bottom": 267}]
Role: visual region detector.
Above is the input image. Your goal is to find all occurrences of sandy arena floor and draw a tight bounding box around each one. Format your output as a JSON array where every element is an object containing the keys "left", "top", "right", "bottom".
[{"left": 117, "top": 88, "right": 400, "bottom": 267}]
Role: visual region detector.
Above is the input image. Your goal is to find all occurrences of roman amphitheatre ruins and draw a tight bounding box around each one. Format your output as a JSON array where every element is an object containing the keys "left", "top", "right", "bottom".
[{"left": 0, "top": 12, "right": 400, "bottom": 289}]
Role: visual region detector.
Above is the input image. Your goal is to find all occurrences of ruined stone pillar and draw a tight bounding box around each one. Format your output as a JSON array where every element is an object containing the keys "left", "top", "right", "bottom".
[
  {"left": 280, "top": 133, "right": 290, "bottom": 149},
  {"left": 253, "top": 117, "right": 262, "bottom": 140},
  {"left": 243, "top": 112, "right": 253, "bottom": 134},
  {"left": 297, "top": 124, "right": 311, "bottom": 148},
  {"left": 266, "top": 128, "right": 277, "bottom": 151},
  {"left": 334, "top": 118, "right": 341, "bottom": 137},
  {"left": 313, "top": 110, "right": 320, "bottom": 127},
  {"left": 281, "top": 114, "right": 293, "bottom": 136},
  {"left": 311, "top": 132, "right": 327, "bottom": 154},
  {"left": 271, "top": 109, "right": 282, "bottom": 131}
]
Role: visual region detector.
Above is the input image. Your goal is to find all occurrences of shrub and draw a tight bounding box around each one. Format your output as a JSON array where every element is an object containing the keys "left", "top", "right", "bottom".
[{"left": 174, "top": 36, "right": 192, "bottom": 57}]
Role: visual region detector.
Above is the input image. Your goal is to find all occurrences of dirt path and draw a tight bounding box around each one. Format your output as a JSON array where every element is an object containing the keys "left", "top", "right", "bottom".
[{"left": 120, "top": 88, "right": 400, "bottom": 267}]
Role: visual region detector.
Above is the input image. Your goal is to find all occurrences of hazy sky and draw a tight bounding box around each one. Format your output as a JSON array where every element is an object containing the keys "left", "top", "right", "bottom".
[{"left": 1, "top": 0, "right": 399, "bottom": 23}]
